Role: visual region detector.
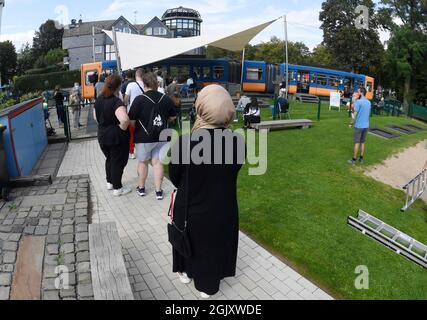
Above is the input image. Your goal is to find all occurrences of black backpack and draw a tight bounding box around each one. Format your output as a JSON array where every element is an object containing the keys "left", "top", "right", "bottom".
[{"left": 138, "top": 93, "right": 168, "bottom": 139}]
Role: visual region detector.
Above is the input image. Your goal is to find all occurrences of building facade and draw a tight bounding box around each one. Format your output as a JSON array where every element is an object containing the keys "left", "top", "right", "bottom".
[{"left": 63, "top": 7, "right": 203, "bottom": 71}]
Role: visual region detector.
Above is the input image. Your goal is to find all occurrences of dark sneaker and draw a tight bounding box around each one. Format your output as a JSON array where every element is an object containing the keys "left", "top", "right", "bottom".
[
  {"left": 347, "top": 159, "right": 356, "bottom": 165},
  {"left": 156, "top": 190, "right": 164, "bottom": 200},
  {"left": 359, "top": 158, "right": 364, "bottom": 164},
  {"left": 137, "top": 187, "right": 146, "bottom": 196}
]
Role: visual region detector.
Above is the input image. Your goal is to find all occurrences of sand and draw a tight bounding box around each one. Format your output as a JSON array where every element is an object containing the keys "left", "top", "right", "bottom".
[{"left": 365, "top": 139, "right": 427, "bottom": 201}]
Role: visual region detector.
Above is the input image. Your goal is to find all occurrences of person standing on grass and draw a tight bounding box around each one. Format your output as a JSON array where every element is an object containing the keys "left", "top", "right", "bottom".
[
  {"left": 124, "top": 68, "right": 145, "bottom": 160},
  {"left": 169, "top": 84, "right": 243, "bottom": 299},
  {"left": 348, "top": 87, "right": 371, "bottom": 165},
  {"left": 128, "top": 72, "right": 177, "bottom": 200},
  {"left": 94, "top": 75, "right": 131, "bottom": 196}
]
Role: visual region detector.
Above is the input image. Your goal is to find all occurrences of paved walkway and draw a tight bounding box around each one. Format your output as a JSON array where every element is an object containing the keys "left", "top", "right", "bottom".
[{"left": 57, "top": 139, "right": 333, "bottom": 300}]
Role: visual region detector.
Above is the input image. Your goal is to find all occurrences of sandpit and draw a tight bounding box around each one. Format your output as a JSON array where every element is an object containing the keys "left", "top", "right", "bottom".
[{"left": 365, "top": 139, "right": 427, "bottom": 201}]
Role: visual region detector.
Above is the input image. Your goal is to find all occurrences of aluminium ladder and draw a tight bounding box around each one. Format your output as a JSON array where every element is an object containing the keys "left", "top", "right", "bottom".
[
  {"left": 401, "top": 169, "right": 426, "bottom": 212},
  {"left": 348, "top": 209, "right": 427, "bottom": 268}
]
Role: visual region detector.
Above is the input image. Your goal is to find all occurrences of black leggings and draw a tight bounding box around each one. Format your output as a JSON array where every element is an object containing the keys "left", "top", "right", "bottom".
[{"left": 100, "top": 141, "right": 129, "bottom": 190}]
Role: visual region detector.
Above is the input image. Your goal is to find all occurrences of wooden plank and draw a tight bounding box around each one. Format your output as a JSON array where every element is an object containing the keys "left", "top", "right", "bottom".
[
  {"left": 9, "top": 174, "right": 52, "bottom": 188},
  {"left": 89, "top": 222, "right": 134, "bottom": 300},
  {"left": 10, "top": 236, "right": 46, "bottom": 300}
]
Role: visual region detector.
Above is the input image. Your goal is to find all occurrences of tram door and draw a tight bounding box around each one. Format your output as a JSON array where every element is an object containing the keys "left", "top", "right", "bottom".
[{"left": 297, "top": 71, "right": 310, "bottom": 94}]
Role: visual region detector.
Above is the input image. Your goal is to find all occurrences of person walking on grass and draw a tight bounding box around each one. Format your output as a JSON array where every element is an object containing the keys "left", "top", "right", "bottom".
[
  {"left": 128, "top": 72, "right": 177, "bottom": 200},
  {"left": 348, "top": 87, "right": 371, "bottom": 165},
  {"left": 94, "top": 75, "right": 131, "bottom": 196},
  {"left": 124, "top": 68, "right": 145, "bottom": 160}
]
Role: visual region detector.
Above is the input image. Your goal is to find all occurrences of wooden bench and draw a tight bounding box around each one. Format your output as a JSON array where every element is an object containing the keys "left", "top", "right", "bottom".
[
  {"left": 250, "top": 119, "right": 314, "bottom": 132},
  {"left": 89, "top": 222, "right": 134, "bottom": 300}
]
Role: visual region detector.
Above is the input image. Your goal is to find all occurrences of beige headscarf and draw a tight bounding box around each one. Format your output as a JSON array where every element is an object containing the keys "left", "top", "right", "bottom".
[{"left": 192, "top": 85, "right": 236, "bottom": 132}]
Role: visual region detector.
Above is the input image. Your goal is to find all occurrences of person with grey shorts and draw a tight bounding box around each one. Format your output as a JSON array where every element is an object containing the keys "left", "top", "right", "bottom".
[
  {"left": 128, "top": 72, "right": 177, "bottom": 200},
  {"left": 348, "top": 87, "right": 372, "bottom": 165}
]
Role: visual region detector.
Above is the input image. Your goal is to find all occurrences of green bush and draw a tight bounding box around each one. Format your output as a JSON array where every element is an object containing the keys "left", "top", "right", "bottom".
[
  {"left": 26, "top": 65, "right": 60, "bottom": 75},
  {"left": 14, "top": 70, "right": 81, "bottom": 94}
]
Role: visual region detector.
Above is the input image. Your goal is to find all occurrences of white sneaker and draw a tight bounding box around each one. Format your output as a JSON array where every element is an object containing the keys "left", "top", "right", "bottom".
[
  {"left": 107, "top": 183, "right": 113, "bottom": 190},
  {"left": 129, "top": 153, "right": 136, "bottom": 159},
  {"left": 178, "top": 273, "right": 192, "bottom": 284},
  {"left": 200, "top": 292, "right": 210, "bottom": 299},
  {"left": 113, "top": 187, "right": 132, "bottom": 197}
]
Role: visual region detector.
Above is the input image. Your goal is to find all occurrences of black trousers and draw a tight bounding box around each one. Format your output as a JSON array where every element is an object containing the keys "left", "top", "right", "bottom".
[
  {"left": 100, "top": 141, "right": 129, "bottom": 190},
  {"left": 244, "top": 115, "right": 261, "bottom": 127}
]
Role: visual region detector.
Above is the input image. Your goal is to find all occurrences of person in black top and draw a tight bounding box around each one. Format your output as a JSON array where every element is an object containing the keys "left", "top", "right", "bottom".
[
  {"left": 94, "top": 74, "right": 131, "bottom": 197},
  {"left": 128, "top": 72, "right": 177, "bottom": 200},
  {"left": 53, "top": 85, "right": 65, "bottom": 126},
  {"left": 169, "top": 85, "right": 243, "bottom": 299},
  {"left": 120, "top": 70, "right": 135, "bottom": 98}
]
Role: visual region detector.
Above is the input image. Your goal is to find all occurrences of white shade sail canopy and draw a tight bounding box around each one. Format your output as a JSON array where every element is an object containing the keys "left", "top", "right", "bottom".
[{"left": 103, "top": 18, "right": 279, "bottom": 71}]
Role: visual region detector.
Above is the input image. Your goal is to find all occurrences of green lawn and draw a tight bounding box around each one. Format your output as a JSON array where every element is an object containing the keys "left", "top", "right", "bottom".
[{"left": 235, "top": 102, "right": 427, "bottom": 299}]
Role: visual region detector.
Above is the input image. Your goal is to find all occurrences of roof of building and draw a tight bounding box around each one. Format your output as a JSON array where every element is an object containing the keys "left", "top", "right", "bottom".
[
  {"left": 63, "top": 16, "right": 145, "bottom": 37},
  {"left": 162, "top": 6, "right": 202, "bottom": 21}
]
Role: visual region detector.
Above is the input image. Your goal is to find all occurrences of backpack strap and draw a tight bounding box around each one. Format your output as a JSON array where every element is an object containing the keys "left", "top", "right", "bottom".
[{"left": 141, "top": 93, "right": 165, "bottom": 105}]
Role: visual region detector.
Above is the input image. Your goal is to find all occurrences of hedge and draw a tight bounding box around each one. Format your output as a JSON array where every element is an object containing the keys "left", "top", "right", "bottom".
[
  {"left": 14, "top": 70, "right": 81, "bottom": 94},
  {"left": 25, "top": 65, "right": 61, "bottom": 75}
]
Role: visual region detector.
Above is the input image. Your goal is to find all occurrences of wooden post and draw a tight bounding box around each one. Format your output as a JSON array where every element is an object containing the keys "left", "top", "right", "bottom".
[{"left": 317, "top": 99, "right": 321, "bottom": 121}]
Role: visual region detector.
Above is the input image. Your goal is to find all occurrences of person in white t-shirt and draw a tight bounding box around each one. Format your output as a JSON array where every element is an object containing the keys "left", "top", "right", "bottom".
[
  {"left": 124, "top": 68, "right": 145, "bottom": 160},
  {"left": 157, "top": 70, "right": 165, "bottom": 90}
]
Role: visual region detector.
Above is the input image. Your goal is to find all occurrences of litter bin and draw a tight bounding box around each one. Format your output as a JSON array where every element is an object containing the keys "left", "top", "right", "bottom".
[{"left": 0, "top": 125, "right": 10, "bottom": 201}]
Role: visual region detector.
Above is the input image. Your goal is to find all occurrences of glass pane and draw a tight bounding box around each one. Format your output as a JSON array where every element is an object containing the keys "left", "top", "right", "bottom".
[{"left": 213, "top": 66, "right": 224, "bottom": 80}]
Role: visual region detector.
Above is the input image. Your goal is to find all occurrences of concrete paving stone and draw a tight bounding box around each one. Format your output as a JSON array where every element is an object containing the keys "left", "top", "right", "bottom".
[
  {"left": 34, "top": 226, "right": 48, "bottom": 235},
  {"left": 147, "top": 261, "right": 165, "bottom": 278},
  {"left": 50, "top": 219, "right": 62, "bottom": 226},
  {"left": 76, "top": 224, "right": 88, "bottom": 233},
  {"left": 21, "top": 194, "right": 67, "bottom": 207},
  {"left": 61, "top": 243, "right": 74, "bottom": 254},
  {"left": 47, "top": 244, "right": 59, "bottom": 255},
  {"left": 128, "top": 268, "right": 139, "bottom": 276},
  {"left": 241, "top": 267, "right": 262, "bottom": 283},
  {"left": 134, "top": 281, "right": 149, "bottom": 292},
  {"left": 270, "top": 278, "right": 291, "bottom": 295},
  {"left": 229, "top": 282, "right": 252, "bottom": 300},
  {"left": 77, "top": 262, "right": 91, "bottom": 274},
  {"left": 1, "top": 264, "right": 14, "bottom": 273},
  {"left": 156, "top": 275, "right": 175, "bottom": 294},
  {"left": 220, "top": 282, "right": 240, "bottom": 299},
  {"left": 38, "top": 218, "right": 50, "bottom": 226},
  {"left": 313, "top": 288, "right": 333, "bottom": 300},
  {"left": 75, "top": 232, "right": 88, "bottom": 242},
  {"left": 43, "top": 290, "right": 60, "bottom": 300},
  {"left": 45, "top": 255, "right": 59, "bottom": 266},
  {"left": 62, "top": 212, "right": 75, "bottom": 219},
  {"left": 2, "top": 219, "right": 14, "bottom": 226},
  {"left": 44, "top": 265, "right": 58, "bottom": 279},
  {"left": 76, "top": 241, "right": 89, "bottom": 252},
  {"left": 299, "top": 288, "right": 319, "bottom": 300},
  {"left": 269, "top": 266, "right": 289, "bottom": 281},
  {"left": 11, "top": 226, "right": 24, "bottom": 233},
  {"left": 143, "top": 273, "right": 161, "bottom": 290},
  {"left": 54, "top": 205, "right": 64, "bottom": 211},
  {"left": 0, "top": 273, "right": 12, "bottom": 286},
  {"left": 76, "top": 251, "right": 90, "bottom": 263},
  {"left": 62, "top": 218, "right": 74, "bottom": 226},
  {"left": 75, "top": 217, "right": 87, "bottom": 224},
  {"left": 61, "top": 225, "right": 74, "bottom": 234},
  {"left": 3, "top": 251, "right": 16, "bottom": 264},
  {"left": 14, "top": 218, "right": 26, "bottom": 225},
  {"left": 272, "top": 291, "right": 289, "bottom": 300},
  {"left": 60, "top": 234, "right": 74, "bottom": 243},
  {"left": 152, "top": 287, "right": 169, "bottom": 300},
  {"left": 285, "top": 291, "right": 304, "bottom": 300},
  {"left": 282, "top": 266, "right": 303, "bottom": 281},
  {"left": 3, "top": 241, "right": 18, "bottom": 251},
  {"left": 0, "top": 226, "right": 12, "bottom": 233},
  {"left": 60, "top": 287, "right": 77, "bottom": 298},
  {"left": 283, "top": 278, "right": 304, "bottom": 293},
  {"left": 252, "top": 287, "right": 273, "bottom": 300},
  {"left": 46, "top": 235, "right": 59, "bottom": 244},
  {"left": 75, "top": 202, "right": 88, "bottom": 209},
  {"left": 52, "top": 212, "right": 63, "bottom": 219},
  {"left": 64, "top": 253, "right": 76, "bottom": 264},
  {"left": 255, "top": 266, "right": 275, "bottom": 282},
  {"left": 77, "top": 284, "right": 93, "bottom": 298},
  {"left": 139, "top": 289, "right": 154, "bottom": 300},
  {"left": 16, "top": 213, "right": 29, "bottom": 219},
  {"left": 153, "top": 252, "right": 169, "bottom": 267},
  {"left": 77, "top": 272, "right": 92, "bottom": 284},
  {"left": 166, "top": 289, "right": 183, "bottom": 300},
  {"left": 0, "top": 287, "right": 10, "bottom": 300},
  {"left": 48, "top": 226, "right": 60, "bottom": 235},
  {"left": 42, "top": 278, "right": 57, "bottom": 290},
  {"left": 135, "top": 259, "right": 150, "bottom": 275},
  {"left": 18, "top": 207, "right": 32, "bottom": 212},
  {"left": 128, "top": 248, "right": 143, "bottom": 261},
  {"left": 297, "top": 277, "right": 318, "bottom": 293}
]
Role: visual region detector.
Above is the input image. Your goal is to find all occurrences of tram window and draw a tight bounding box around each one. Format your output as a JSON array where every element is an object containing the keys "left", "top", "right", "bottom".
[
  {"left": 367, "top": 81, "right": 373, "bottom": 92},
  {"left": 311, "top": 73, "right": 316, "bottom": 83},
  {"left": 246, "top": 68, "right": 263, "bottom": 80},
  {"left": 329, "top": 76, "right": 340, "bottom": 87},
  {"left": 170, "top": 65, "right": 189, "bottom": 83},
  {"left": 203, "top": 66, "right": 211, "bottom": 79},
  {"left": 213, "top": 66, "right": 224, "bottom": 80},
  {"left": 85, "top": 70, "right": 97, "bottom": 86},
  {"left": 316, "top": 74, "right": 328, "bottom": 86}
]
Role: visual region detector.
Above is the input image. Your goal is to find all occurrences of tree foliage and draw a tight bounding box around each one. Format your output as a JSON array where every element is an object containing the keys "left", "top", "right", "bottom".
[
  {"left": 0, "top": 41, "right": 18, "bottom": 84},
  {"left": 32, "top": 20, "right": 64, "bottom": 57}
]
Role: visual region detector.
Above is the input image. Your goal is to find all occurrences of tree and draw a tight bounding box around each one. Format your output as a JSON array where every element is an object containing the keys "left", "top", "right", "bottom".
[
  {"left": 0, "top": 41, "right": 18, "bottom": 84},
  {"left": 311, "top": 44, "right": 334, "bottom": 67},
  {"left": 319, "top": 0, "right": 385, "bottom": 77},
  {"left": 16, "top": 43, "right": 37, "bottom": 75},
  {"left": 379, "top": 0, "right": 427, "bottom": 108},
  {"left": 33, "top": 20, "right": 64, "bottom": 57}
]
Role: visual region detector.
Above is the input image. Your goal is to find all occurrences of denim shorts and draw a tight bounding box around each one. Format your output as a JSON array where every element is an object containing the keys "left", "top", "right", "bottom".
[
  {"left": 135, "top": 142, "right": 168, "bottom": 162},
  {"left": 354, "top": 128, "right": 369, "bottom": 143}
]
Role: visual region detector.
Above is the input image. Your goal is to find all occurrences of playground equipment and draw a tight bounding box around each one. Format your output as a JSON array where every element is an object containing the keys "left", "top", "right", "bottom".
[
  {"left": 348, "top": 209, "right": 427, "bottom": 268},
  {"left": 386, "top": 125, "right": 416, "bottom": 135},
  {"left": 369, "top": 128, "right": 400, "bottom": 139},
  {"left": 401, "top": 170, "right": 426, "bottom": 212}
]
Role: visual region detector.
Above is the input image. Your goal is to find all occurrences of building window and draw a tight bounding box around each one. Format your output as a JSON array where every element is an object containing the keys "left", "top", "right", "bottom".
[
  {"left": 213, "top": 66, "right": 224, "bottom": 80},
  {"left": 105, "top": 45, "right": 116, "bottom": 60},
  {"left": 316, "top": 74, "right": 328, "bottom": 86},
  {"left": 145, "top": 28, "right": 153, "bottom": 36},
  {"left": 329, "top": 76, "right": 340, "bottom": 87},
  {"left": 153, "top": 27, "right": 167, "bottom": 36},
  {"left": 247, "top": 68, "right": 263, "bottom": 81},
  {"left": 95, "top": 46, "right": 103, "bottom": 54}
]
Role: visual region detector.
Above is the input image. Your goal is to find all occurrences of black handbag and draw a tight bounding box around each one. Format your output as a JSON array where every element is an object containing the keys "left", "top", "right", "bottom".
[{"left": 168, "top": 163, "right": 192, "bottom": 258}]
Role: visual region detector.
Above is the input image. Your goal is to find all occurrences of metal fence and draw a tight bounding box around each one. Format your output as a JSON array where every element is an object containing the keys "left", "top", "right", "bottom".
[{"left": 409, "top": 103, "right": 427, "bottom": 122}]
